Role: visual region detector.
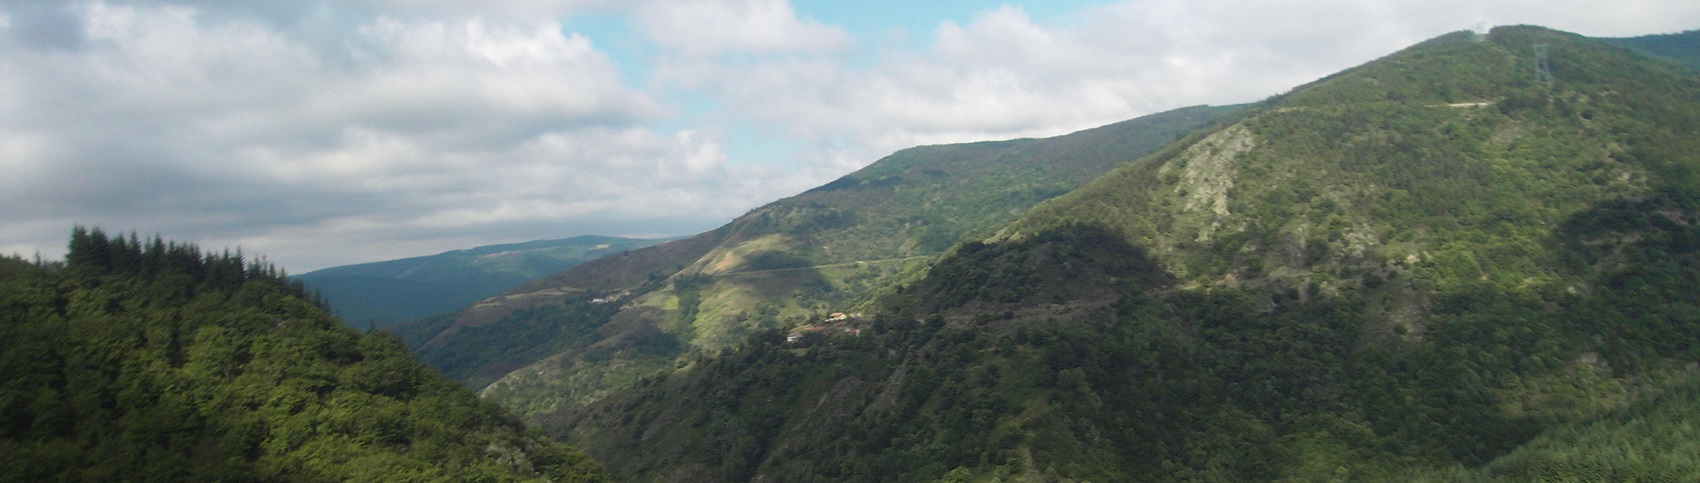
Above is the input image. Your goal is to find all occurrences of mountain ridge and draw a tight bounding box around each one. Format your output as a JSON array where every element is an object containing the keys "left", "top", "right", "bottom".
[
  {"left": 393, "top": 103, "right": 1246, "bottom": 413},
  {"left": 1602, "top": 29, "right": 1700, "bottom": 72},
  {"left": 297, "top": 234, "right": 670, "bottom": 328}
]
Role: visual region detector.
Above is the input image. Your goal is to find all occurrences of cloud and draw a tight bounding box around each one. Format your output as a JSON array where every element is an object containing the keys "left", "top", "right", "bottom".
[
  {"left": 1, "top": 0, "right": 1695, "bottom": 271},
  {"left": 635, "top": 0, "right": 851, "bottom": 56},
  {"left": 0, "top": 1, "right": 786, "bottom": 270},
  {"left": 3, "top": 2, "right": 89, "bottom": 51},
  {"left": 642, "top": 0, "right": 1700, "bottom": 177},
  {"left": 646, "top": 5, "right": 1284, "bottom": 166}
]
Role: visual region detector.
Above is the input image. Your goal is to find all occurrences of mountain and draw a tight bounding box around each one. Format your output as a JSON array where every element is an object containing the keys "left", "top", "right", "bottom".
[
  {"left": 1602, "top": 29, "right": 1700, "bottom": 72},
  {"left": 544, "top": 26, "right": 1700, "bottom": 481},
  {"left": 295, "top": 235, "right": 669, "bottom": 329},
  {"left": 0, "top": 228, "right": 608, "bottom": 482},
  {"left": 391, "top": 103, "right": 1244, "bottom": 414}
]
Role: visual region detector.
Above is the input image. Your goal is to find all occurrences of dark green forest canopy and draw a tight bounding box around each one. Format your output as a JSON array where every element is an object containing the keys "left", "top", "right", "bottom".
[{"left": 0, "top": 227, "right": 609, "bottom": 482}]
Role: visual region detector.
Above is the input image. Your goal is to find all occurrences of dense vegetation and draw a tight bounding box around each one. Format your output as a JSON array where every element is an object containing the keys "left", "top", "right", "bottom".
[
  {"left": 296, "top": 235, "right": 668, "bottom": 329},
  {"left": 0, "top": 228, "right": 608, "bottom": 482},
  {"left": 545, "top": 26, "right": 1700, "bottom": 481},
  {"left": 554, "top": 211, "right": 1699, "bottom": 481},
  {"left": 1454, "top": 378, "right": 1700, "bottom": 481},
  {"left": 396, "top": 104, "right": 1245, "bottom": 415}
]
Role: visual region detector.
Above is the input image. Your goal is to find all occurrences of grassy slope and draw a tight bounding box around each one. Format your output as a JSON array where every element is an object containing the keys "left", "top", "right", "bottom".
[
  {"left": 394, "top": 104, "right": 1244, "bottom": 413},
  {"left": 551, "top": 26, "right": 1700, "bottom": 482},
  {"left": 296, "top": 235, "right": 668, "bottom": 329}
]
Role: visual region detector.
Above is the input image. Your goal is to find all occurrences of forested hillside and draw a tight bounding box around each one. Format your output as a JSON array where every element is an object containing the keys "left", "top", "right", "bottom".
[
  {"left": 296, "top": 235, "right": 668, "bottom": 329},
  {"left": 549, "top": 26, "right": 1700, "bottom": 482},
  {"left": 1410, "top": 378, "right": 1700, "bottom": 481},
  {"left": 0, "top": 228, "right": 608, "bottom": 482},
  {"left": 393, "top": 104, "right": 1244, "bottom": 416}
]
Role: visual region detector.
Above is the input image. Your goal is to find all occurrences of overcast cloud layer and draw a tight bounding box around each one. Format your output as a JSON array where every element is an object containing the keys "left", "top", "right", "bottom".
[{"left": 2, "top": 0, "right": 1695, "bottom": 271}]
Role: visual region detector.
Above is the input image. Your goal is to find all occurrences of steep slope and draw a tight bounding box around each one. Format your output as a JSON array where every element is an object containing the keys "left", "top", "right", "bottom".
[
  {"left": 551, "top": 26, "right": 1700, "bottom": 482},
  {"left": 0, "top": 228, "right": 608, "bottom": 482},
  {"left": 295, "top": 235, "right": 668, "bottom": 329},
  {"left": 394, "top": 104, "right": 1244, "bottom": 412}
]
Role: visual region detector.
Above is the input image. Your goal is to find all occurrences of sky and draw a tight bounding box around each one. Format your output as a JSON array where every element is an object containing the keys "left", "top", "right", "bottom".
[{"left": 2, "top": 0, "right": 1696, "bottom": 272}]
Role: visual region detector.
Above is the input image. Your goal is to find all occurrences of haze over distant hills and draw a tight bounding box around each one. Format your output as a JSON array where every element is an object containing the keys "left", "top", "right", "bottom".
[{"left": 295, "top": 235, "right": 670, "bottom": 329}]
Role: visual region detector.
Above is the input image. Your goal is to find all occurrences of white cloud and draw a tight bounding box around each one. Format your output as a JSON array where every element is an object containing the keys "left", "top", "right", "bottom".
[
  {"left": 357, "top": 0, "right": 620, "bottom": 17},
  {"left": 1, "top": 0, "right": 1695, "bottom": 271},
  {"left": 0, "top": 1, "right": 785, "bottom": 270},
  {"left": 635, "top": 0, "right": 850, "bottom": 56},
  {"left": 645, "top": 0, "right": 1700, "bottom": 179}
]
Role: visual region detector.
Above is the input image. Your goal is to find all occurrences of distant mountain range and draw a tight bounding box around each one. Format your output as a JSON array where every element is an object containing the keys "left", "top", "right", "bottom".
[
  {"left": 295, "top": 235, "right": 670, "bottom": 329},
  {"left": 1603, "top": 29, "right": 1700, "bottom": 72}
]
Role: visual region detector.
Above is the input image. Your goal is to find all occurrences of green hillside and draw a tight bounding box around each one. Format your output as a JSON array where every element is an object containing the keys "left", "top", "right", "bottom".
[
  {"left": 296, "top": 235, "right": 669, "bottom": 329},
  {"left": 1602, "top": 29, "right": 1700, "bottom": 72},
  {"left": 548, "top": 26, "right": 1700, "bottom": 482},
  {"left": 1406, "top": 378, "right": 1700, "bottom": 481},
  {"left": 0, "top": 228, "right": 608, "bottom": 482},
  {"left": 393, "top": 104, "right": 1243, "bottom": 415}
]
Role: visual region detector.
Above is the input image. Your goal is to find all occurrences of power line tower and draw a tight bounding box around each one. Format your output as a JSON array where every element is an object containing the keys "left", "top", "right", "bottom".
[{"left": 1533, "top": 43, "right": 1553, "bottom": 86}]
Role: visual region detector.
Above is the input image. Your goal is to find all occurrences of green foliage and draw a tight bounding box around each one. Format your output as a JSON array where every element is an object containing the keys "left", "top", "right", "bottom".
[
  {"left": 556, "top": 201, "right": 1700, "bottom": 480},
  {"left": 1476, "top": 379, "right": 1700, "bottom": 481},
  {"left": 1558, "top": 196, "right": 1700, "bottom": 367},
  {"left": 886, "top": 222, "right": 1170, "bottom": 315},
  {"left": 0, "top": 229, "right": 609, "bottom": 482}
]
